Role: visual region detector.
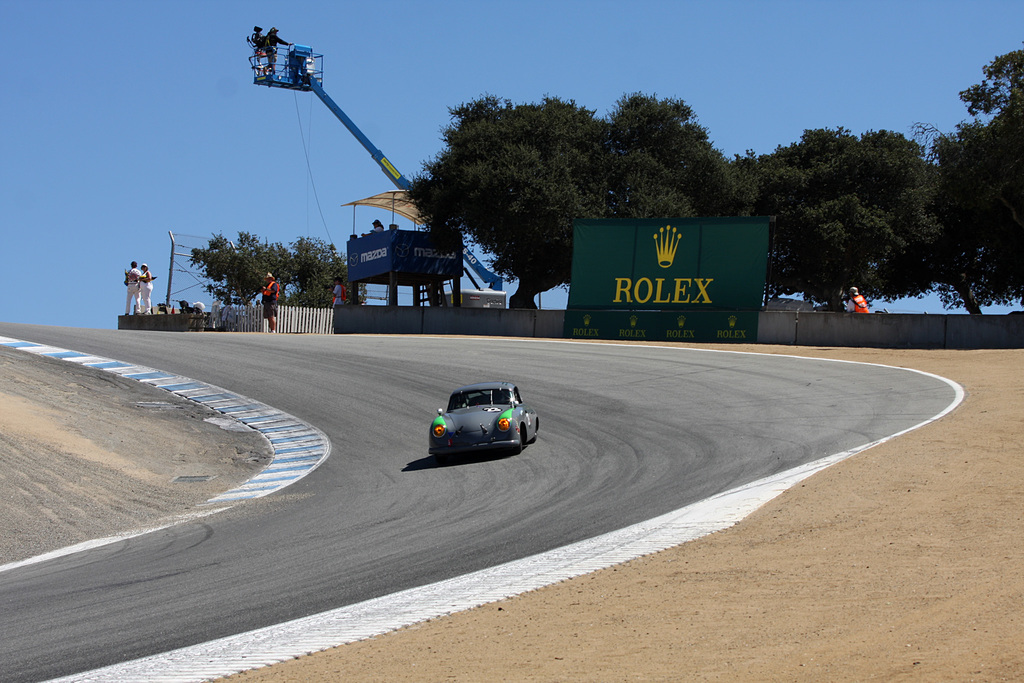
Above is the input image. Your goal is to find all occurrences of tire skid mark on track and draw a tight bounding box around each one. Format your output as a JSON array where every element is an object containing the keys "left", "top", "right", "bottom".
[
  {"left": 35, "top": 343, "right": 964, "bottom": 683},
  {"left": 0, "top": 332, "right": 965, "bottom": 681}
]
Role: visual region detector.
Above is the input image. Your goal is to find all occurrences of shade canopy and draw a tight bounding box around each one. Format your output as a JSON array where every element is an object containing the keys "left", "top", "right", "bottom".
[{"left": 341, "top": 190, "right": 422, "bottom": 225}]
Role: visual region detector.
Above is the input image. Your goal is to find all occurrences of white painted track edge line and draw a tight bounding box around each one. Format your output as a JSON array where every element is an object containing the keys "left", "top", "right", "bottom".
[
  {"left": 46, "top": 347, "right": 965, "bottom": 683},
  {"left": 3, "top": 335, "right": 961, "bottom": 682}
]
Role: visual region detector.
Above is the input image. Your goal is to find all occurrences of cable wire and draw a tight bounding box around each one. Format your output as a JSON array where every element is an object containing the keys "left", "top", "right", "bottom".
[{"left": 293, "top": 92, "right": 335, "bottom": 246}]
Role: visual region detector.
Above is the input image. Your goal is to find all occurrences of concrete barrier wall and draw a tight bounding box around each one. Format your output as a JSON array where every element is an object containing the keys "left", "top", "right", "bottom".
[
  {"left": 118, "top": 314, "right": 205, "bottom": 332},
  {"left": 791, "top": 312, "right": 948, "bottom": 348},
  {"left": 423, "top": 308, "right": 536, "bottom": 337},
  {"left": 326, "top": 307, "right": 1023, "bottom": 349},
  {"left": 756, "top": 311, "right": 798, "bottom": 345},
  {"left": 757, "top": 311, "right": 1023, "bottom": 349},
  {"left": 945, "top": 313, "right": 1024, "bottom": 349},
  {"left": 334, "top": 306, "right": 421, "bottom": 335},
  {"left": 333, "top": 307, "right": 566, "bottom": 338},
  {"left": 118, "top": 307, "right": 1023, "bottom": 348},
  {"left": 534, "top": 310, "right": 567, "bottom": 338}
]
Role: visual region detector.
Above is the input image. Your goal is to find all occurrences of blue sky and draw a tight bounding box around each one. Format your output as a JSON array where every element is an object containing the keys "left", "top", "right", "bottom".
[{"left": 3, "top": 0, "right": 1022, "bottom": 329}]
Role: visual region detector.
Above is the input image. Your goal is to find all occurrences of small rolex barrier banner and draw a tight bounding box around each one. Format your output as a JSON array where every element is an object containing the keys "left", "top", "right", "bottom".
[{"left": 565, "top": 217, "right": 770, "bottom": 342}]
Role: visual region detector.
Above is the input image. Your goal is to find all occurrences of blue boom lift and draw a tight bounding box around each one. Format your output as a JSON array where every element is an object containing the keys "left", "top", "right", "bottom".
[{"left": 250, "top": 44, "right": 504, "bottom": 291}]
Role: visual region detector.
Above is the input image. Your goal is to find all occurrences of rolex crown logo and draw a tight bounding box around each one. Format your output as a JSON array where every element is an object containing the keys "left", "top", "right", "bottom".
[
  {"left": 653, "top": 225, "right": 682, "bottom": 268},
  {"left": 583, "top": 314, "right": 592, "bottom": 326},
  {"left": 677, "top": 315, "right": 686, "bottom": 328},
  {"left": 629, "top": 314, "right": 638, "bottom": 328},
  {"left": 728, "top": 315, "right": 737, "bottom": 328}
]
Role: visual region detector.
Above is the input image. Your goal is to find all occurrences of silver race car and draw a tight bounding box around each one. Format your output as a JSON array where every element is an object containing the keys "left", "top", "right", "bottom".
[{"left": 429, "top": 381, "right": 538, "bottom": 464}]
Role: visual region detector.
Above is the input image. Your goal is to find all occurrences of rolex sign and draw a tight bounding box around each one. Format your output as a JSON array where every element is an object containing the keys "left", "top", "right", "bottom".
[{"left": 565, "top": 217, "right": 770, "bottom": 342}]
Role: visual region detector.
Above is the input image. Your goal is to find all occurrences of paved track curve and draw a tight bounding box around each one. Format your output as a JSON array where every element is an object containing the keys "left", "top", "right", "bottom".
[{"left": 0, "top": 324, "right": 957, "bottom": 682}]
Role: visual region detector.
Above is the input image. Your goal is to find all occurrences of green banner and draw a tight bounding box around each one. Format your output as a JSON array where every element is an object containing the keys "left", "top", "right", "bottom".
[
  {"left": 564, "top": 217, "right": 770, "bottom": 342},
  {"left": 564, "top": 310, "right": 758, "bottom": 343},
  {"left": 567, "top": 217, "right": 770, "bottom": 311}
]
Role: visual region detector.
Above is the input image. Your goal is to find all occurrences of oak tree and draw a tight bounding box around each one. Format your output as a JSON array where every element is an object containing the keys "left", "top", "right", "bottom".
[
  {"left": 754, "top": 128, "right": 936, "bottom": 311},
  {"left": 410, "top": 93, "right": 747, "bottom": 308}
]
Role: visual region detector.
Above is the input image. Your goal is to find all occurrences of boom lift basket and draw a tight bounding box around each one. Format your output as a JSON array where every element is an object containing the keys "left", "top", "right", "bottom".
[{"left": 251, "top": 44, "right": 322, "bottom": 91}]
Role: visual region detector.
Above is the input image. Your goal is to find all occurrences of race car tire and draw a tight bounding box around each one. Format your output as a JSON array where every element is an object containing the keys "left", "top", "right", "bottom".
[{"left": 526, "top": 418, "right": 538, "bottom": 444}]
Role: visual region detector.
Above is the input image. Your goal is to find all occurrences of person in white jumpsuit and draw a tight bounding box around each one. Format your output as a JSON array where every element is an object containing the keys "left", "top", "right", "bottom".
[
  {"left": 138, "top": 263, "right": 156, "bottom": 314},
  {"left": 125, "top": 261, "right": 142, "bottom": 315}
]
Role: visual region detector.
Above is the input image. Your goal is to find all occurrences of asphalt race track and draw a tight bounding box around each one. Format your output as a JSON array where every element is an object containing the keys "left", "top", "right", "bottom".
[{"left": 0, "top": 323, "right": 957, "bottom": 682}]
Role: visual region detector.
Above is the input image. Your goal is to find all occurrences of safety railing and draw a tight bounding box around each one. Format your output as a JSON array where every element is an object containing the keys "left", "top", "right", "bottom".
[{"left": 249, "top": 46, "right": 323, "bottom": 87}]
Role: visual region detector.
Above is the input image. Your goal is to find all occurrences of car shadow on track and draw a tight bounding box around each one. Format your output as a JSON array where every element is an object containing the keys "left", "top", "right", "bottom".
[{"left": 403, "top": 450, "right": 521, "bottom": 472}]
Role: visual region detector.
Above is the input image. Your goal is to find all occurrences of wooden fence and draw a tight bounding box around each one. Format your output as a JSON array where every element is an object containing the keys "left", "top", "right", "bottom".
[{"left": 211, "top": 303, "right": 334, "bottom": 334}]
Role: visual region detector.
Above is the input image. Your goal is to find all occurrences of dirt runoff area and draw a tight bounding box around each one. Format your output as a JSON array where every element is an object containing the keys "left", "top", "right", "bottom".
[
  {"left": 227, "top": 345, "right": 1024, "bottom": 683},
  {"left": 0, "top": 345, "right": 270, "bottom": 564},
  {"left": 2, "top": 344, "right": 1022, "bottom": 681}
]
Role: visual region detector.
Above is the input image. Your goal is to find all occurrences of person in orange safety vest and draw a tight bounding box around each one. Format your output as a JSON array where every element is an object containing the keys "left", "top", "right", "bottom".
[
  {"left": 261, "top": 272, "right": 280, "bottom": 332},
  {"left": 333, "top": 276, "right": 347, "bottom": 306},
  {"left": 846, "top": 287, "right": 870, "bottom": 313}
]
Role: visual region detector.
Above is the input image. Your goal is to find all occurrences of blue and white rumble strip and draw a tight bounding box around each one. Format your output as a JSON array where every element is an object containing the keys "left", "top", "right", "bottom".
[{"left": 0, "top": 336, "right": 330, "bottom": 503}]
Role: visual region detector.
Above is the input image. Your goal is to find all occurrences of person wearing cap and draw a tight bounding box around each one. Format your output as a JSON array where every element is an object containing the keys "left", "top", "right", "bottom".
[
  {"left": 138, "top": 264, "right": 158, "bottom": 314},
  {"left": 846, "top": 287, "right": 870, "bottom": 313},
  {"left": 263, "top": 27, "right": 292, "bottom": 76},
  {"left": 261, "top": 272, "right": 280, "bottom": 332},
  {"left": 124, "top": 261, "right": 142, "bottom": 315}
]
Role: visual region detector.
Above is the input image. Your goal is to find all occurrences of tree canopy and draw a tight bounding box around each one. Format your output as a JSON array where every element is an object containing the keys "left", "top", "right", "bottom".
[
  {"left": 752, "top": 128, "right": 936, "bottom": 311},
  {"left": 880, "top": 125, "right": 1022, "bottom": 313},
  {"left": 407, "top": 47, "right": 1024, "bottom": 313},
  {"left": 190, "top": 232, "right": 346, "bottom": 307},
  {"left": 606, "top": 93, "right": 747, "bottom": 218},
  {"left": 409, "top": 93, "right": 746, "bottom": 308},
  {"left": 193, "top": 49, "right": 1021, "bottom": 314},
  {"left": 287, "top": 236, "right": 349, "bottom": 307},
  {"left": 958, "top": 44, "right": 1024, "bottom": 230},
  {"left": 881, "top": 45, "right": 1024, "bottom": 313},
  {"left": 409, "top": 96, "right": 608, "bottom": 308}
]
